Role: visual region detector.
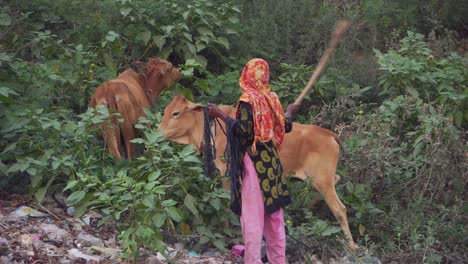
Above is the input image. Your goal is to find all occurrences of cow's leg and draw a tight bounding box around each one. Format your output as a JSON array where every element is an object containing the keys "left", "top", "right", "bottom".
[
  {"left": 101, "top": 113, "right": 122, "bottom": 159},
  {"left": 117, "top": 109, "right": 135, "bottom": 160},
  {"left": 121, "top": 123, "right": 135, "bottom": 160},
  {"left": 115, "top": 94, "right": 137, "bottom": 160},
  {"left": 104, "top": 126, "right": 122, "bottom": 159},
  {"left": 312, "top": 179, "right": 358, "bottom": 250}
]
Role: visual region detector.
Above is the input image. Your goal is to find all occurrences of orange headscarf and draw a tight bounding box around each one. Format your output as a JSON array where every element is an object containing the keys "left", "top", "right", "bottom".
[{"left": 237, "top": 58, "right": 286, "bottom": 152}]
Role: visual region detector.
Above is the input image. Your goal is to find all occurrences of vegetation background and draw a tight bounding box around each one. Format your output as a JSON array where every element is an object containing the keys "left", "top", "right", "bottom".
[{"left": 1, "top": 0, "right": 466, "bottom": 263}]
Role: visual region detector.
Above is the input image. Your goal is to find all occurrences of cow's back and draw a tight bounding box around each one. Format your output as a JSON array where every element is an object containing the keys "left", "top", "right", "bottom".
[
  {"left": 110, "top": 70, "right": 150, "bottom": 111},
  {"left": 280, "top": 123, "right": 340, "bottom": 181}
]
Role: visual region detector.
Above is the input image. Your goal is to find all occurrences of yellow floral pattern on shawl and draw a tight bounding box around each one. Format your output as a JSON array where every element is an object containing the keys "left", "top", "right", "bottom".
[{"left": 237, "top": 58, "right": 286, "bottom": 152}]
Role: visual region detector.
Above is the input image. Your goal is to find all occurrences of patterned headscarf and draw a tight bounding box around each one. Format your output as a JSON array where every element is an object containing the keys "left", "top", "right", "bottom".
[{"left": 237, "top": 58, "right": 286, "bottom": 152}]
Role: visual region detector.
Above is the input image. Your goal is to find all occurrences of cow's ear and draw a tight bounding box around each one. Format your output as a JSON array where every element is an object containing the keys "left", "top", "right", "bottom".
[
  {"left": 131, "top": 60, "right": 146, "bottom": 74},
  {"left": 187, "top": 102, "right": 204, "bottom": 112}
]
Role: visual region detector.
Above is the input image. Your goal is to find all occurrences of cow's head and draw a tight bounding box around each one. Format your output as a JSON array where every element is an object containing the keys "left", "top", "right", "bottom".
[
  {"left": 133, "top": 58, "right": 181, "bottom": 105},
  {"left": 160, "top": 95, "right": 204, "bottom": 148}
]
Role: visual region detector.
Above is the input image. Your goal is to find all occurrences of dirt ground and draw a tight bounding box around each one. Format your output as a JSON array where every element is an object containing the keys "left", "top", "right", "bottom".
[{"left": 0, "top": 193, "right": 374, "bottom": 264}]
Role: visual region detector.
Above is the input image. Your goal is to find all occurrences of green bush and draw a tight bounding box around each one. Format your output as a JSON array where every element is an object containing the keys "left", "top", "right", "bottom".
[
  {"left": 375, "top": 31, "right": 467, "bottom": 127},
  {"left": 64, "top": 109, "right": 239, "bottom": 257}
]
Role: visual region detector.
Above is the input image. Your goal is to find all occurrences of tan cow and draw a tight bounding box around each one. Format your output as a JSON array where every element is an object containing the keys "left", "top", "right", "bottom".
[
  {"left": 90, "top": 58, "right": 180, "bottom": 159},
  {"left": 160, "top": 95, "right": 358, "bottom": 250}
]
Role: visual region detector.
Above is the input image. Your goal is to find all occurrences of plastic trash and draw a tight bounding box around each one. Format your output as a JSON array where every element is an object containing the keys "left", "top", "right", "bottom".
[
  {"left": 14, "top": 206, "right": 47, "bottom": 217},
  {"left": 66, "top": 207, "right": 74, "bottom": 216},
  {"left": 189, "top": 251, "right": 199, "bottom": 257},
  {"left": 81, "top": 211, "right": 101, "bottom": 228},
  {"left": 90, "top": 246, "right": 121, "bottom": 258},
  {"left": 18, "top": 234, "right": 40, "bottom": 247},
  {"left": 231, "top": 245, "right": 244, "bottom": 257},
  {"left": 68, "top": 248, "right": 101, "bottom": 262}
]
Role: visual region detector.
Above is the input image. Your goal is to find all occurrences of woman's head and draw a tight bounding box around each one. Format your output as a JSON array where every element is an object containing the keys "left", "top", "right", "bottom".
[{"left": 239, "top": 58, "right": 270, "bottom": 94}]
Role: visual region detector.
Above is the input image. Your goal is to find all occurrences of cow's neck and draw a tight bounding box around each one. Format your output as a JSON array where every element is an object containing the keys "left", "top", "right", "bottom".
[
  {"left": 191, "top": 110, "right": 205, "bottom": 154},
  {"left": 193, "top": 110, "right": 228, "bottom": 156},
  {"left": 138, "top": 73, "right": 164, "bottom": 106}
]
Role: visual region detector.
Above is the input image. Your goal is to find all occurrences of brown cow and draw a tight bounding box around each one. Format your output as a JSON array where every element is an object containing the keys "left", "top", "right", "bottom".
[
  {"left": 159, "top": 95, "right": 358, "bottom": 250},
  {"left": 90, "top": 58, "right": 180, "bottom": 159}
]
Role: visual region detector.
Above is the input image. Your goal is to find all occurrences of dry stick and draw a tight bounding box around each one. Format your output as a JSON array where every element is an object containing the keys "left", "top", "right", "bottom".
[
  {"left": 33, "top": 202, "right": 64, "bottom": 221},
  {"left": 293, "top": 20, "right": 352, "bottom": 106}
]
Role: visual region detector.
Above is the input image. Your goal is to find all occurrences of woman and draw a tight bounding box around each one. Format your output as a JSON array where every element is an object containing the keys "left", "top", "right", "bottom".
[{"left": 208, "top": 58, "right": 298, "bottom": 264}]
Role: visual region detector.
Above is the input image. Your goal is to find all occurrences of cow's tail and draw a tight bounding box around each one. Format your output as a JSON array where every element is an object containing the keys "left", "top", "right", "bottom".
[{"left": 333, "top": 133, "right": 346, "bottom": 157}]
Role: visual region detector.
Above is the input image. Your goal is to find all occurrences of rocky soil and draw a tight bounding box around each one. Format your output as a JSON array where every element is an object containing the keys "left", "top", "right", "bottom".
[{"left": 0, "top": 193, "right": 377, "bottom": 264}]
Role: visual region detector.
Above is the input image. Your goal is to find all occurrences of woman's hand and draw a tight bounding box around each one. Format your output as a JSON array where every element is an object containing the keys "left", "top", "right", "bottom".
[
  {"left": 207, "top": 103, "right": 228, "bottom": 121},
  {"left": 285, "top": 103, "right": 299, "bottom": 118}
]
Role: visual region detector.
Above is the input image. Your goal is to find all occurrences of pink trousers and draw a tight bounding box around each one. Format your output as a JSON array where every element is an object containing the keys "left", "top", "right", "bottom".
[{"left": 241, "top": 154, "right": 286, "bottom": 264}]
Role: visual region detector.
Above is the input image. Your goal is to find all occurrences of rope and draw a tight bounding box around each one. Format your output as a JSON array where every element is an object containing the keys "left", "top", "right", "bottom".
[
  {"left": 225, "top": 118, "right": 244, "bottom": 215},
  {"left": 203, "top": 107, "right": 217, "bottom": 178}
]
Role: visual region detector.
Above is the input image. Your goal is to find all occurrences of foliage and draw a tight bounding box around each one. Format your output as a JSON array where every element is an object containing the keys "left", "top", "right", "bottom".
[
  {"left": 0, "top": 97, "right": 108, "bottom": 198},
  {"left": 64, "top": 110, "right": 239, "bottom": 257},
  {"left": 375, "top": 31, "right": 467, "bottom": 127},
  {"left": 1, "top": 0, "right": 467, "bottom": 262}
]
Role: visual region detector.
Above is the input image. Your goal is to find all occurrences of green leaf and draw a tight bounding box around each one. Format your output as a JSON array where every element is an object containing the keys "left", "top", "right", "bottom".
[
  {"left": 210, "top": 198, "right": 221, "bottom": 211},
  {"left": 26, "top": 167, "right": 37, "bottom": 176},
  {"left": 0, "top": 12, "right": 12, "bottom": 26},
  {"left": 152, "top": 35, "right": 167, "bottom": 50},
  {"left": 182, "top": 11, "right": 190, "bottom": 20},
  {"left": 197, "top": 27, "right": 214, "bottom": 37},
  {"left": 19, "top": 162, "right": 30, "bottom": 172},
  {"left": 180, "top": 145, "right": 195, "bottom": 156},
  {"left": 52, "top": 160, "right": 61, "bottom": 170},
  {"left": 153, "top": 213, "right": 166, "bottom": 228},
  {"left": 183, "top": 156, "right": 200, "bottom": 163},
  {"left": 130, "top": 138, "right": 144, "bottom": 144},
  {"left": 0, "top": 87, "right": 18, "bottom": 97},
  {"left": 67, "top": 190, "right": 86, "bottom": 205},
  {"left": 162, "top": 25, "right": 175, "bottom": 34},
  {"left": 321, "top": 225, "right": 341, "bottom": 236},
  {"left": 105, "top": 31, "right": 119, "bottom": 42},
  {"left": 158, "top": 46, "right": 173, "bottom": 60},
  {"left": 145, "top": 181, "right": 157, "bottom": 190},
  {"left": 216, "top": 37, "right": 230, "bottom": 49},
  {"left": 194, "top": 55, "right": 207, "bottom": 68},
  {"left": 183, "top": 32, "right": 192, "bottom": 41},
  {"left": 97, "top": 216, "right": 111, "bottom": 227},
  {"left": 7, "top": 163, "right": 21, "bottom": 174},
  {"left": 142, "top": 194, "right": 156, "bottom": 208},
  {"left": 199, "top": 236, "right": 209, "bottom": 245},
  {"left": 35, "top": 175, "right": 56, "bottom": 203},
  {"left": 74, "top": 199, "right": 95, "bottom": 218},
  {"left": 148, "top": 170, "right": 161, "bottom": 181},
  {"left": 184, "top": 194, "right": 199, "bottom": 218},
  {"left": 63, "top": 180, "right": 78, "bottom": 192},
  {"left": 185, "top": 42, "right": 196, "bottom": 54},
  {"left": 30, "top": 173, "right": 42, "bottom": 188},
  {"left": 161, "top": 199, "right": 177, "bottom": 207},
  {"left": 359, "top": 224, "right": 366, "bottom": 235},
  {"left": 120, "top": 7, "right": 132, "bottom": 17},
  {"left": 412, "top": 141, "right": 424, "bottom": 158},
  {"left": 369, "top": 208, "right": 384, "bottom": 215},
  {"left": 2, "top": 142, "right": 16, "bottom": 154},
  {"left": 140, "top": 30, "right": 151, "bottom": 46},
  {"left": 406, "top": 86, "right": 419, "bottom": 98},
  {"left": 35, "top": 186, "right": 48, "bottom": 204},
  {"left": 213, "top": 240, "right": 225, "bottom": 251},
  {"left": 0, "top": 53, "right": 13, "bottom": 62},
  {"left": 165, "top": 207, "right": 181, "bottom": 222}
]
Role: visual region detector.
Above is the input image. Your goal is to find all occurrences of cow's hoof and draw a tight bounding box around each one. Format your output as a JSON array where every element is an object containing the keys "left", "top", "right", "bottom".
[{"left": 348, "top": 243, "right": 359, "bottom": 251}]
